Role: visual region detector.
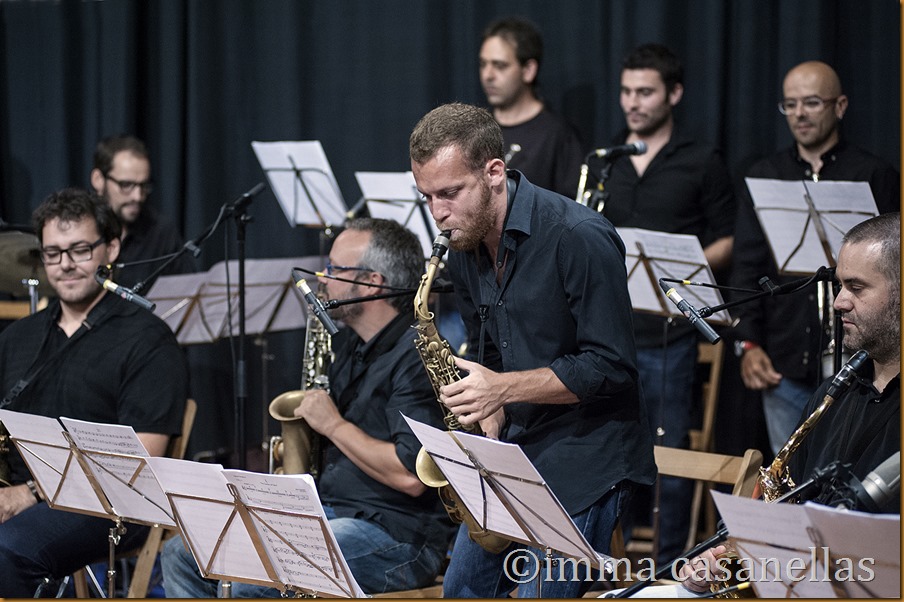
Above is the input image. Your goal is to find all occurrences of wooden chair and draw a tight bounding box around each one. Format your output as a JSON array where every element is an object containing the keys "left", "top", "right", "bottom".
[
  {"left": 612, "top": 445, "right": 763, "bottom": 584},
  {"left": 72, "top": 399, "right": 197, "bottom": 598}
]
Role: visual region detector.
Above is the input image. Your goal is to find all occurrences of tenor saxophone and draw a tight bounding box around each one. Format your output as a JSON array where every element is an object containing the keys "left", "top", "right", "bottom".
[
  {"left": 268, "top": 311, "right": 333, "bottom": 476},
  {"left": 413, "top": 231, "right": 509, "bottom": 554},
  {"left": 757, "top": 349, "right": 869, "bottom": 501}
]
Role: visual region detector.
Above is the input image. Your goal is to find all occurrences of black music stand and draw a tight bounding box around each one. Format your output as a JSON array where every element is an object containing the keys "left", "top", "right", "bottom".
[
  {"left": 354, "top": 171, "right": 438, "bottom": 259},
  {"left": 147, "top": 456, "right": 365, "bottom": 598}
]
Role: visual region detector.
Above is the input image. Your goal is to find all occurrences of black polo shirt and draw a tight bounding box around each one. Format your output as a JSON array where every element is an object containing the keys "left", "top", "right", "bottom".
[{"left": 317, "top": 313, "right": 454, "bottom": 551}]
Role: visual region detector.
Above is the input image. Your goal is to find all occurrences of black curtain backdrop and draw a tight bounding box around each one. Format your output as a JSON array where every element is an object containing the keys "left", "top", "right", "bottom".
[{"left": 0, "top": 0, "right": 899, "bottom": 462}]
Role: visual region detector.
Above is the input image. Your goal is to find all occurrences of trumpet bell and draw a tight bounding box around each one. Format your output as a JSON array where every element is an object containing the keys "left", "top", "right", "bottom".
[{"left": 415, "top": 447, "right": 448, "bottom": 488}]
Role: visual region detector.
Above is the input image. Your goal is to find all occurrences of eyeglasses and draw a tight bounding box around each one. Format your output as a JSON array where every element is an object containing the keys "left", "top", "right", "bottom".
[
  {"left": 324, "top": 262, "right": 375, "bottom": 276},
  {"left": 40, "top": 237, "right": 105, "bottom": 265},
  {"left": 105, "top": 174, "right": 154, "bottom": 195},
  {"left": 778, "top": 96, "right": 838, "bottom": 115}
]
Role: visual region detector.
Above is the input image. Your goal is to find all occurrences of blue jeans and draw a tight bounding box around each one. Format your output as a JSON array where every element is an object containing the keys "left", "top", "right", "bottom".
[
  {"left": 635, "top": 334, "right": 698, "bottom": 564},
  {"left": 160, "top": 505, "right": 445, "bottom": 597},
  {"left": 442, "top": 482, "right": 633, "bottom": 598},
  {"left": 762, "top": 377, "right": 815, "bottom": 455},
  {"left": 0, "top": 501, "right": 149, "bottom": 597}
]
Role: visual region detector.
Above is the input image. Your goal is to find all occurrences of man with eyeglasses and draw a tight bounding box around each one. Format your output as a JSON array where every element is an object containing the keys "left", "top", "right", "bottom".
[
  {"left": 161, "top": 218, "right": 455, "bottom": 597},
  {"left": 730, "top": 60, "right": 900, "bottom": 456},
  {"left": 90, "top": 134, "right": 194, "bottom": 290},
  {"left": 0, "top": 188, "right": 188, "bottom": 597}
]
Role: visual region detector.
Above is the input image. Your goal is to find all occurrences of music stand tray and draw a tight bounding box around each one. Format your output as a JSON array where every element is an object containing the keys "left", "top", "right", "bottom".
[
  {"left": 617, "top": 227, "right": 731, "bottom": 324},
  {"left": 252, "top": 140, "right": 348, "bottom": 228},
  {"left": 402, "top": 415, "right": 616, "bottom": 576},
  {"left": 146, "top": 457, "right": 365, "bottom": 598},
  {"left": 744, "top": 177, "right": 879, "bottom": 275},
  {"left": 147, "top": 256, "right": 322, "bottom": 345},
  {"left": 354, "top": 171, "right": 439, "bottom": 259}
]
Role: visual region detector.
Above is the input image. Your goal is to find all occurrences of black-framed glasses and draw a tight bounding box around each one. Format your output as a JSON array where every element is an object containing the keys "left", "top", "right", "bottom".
[
  {"left": 777, "top": 96, "right": 838, "bottom": 115},
  {"left": 105, "top": 174, "right": 154, "bottom": 195},
  {"left": 324, "top": 262, "right": 375, "bottom": 276},
  {"left": 40, "top": 237, "right": 105, "bottom": 265}
]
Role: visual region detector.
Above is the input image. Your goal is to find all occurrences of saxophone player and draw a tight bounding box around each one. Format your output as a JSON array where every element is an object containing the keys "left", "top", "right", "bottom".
[
  {"left": 680, "top": 213, "right": 901, "bottom": 593},
  {"left": 410, "top": 103, "right": 656, "bottom": 598},
  {"left": 162, "top": 218, "right": 455, "bottom": 597}
]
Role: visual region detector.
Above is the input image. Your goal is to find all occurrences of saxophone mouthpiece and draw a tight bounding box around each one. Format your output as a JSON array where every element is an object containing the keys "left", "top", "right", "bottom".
[{"left": 432, "top": 231, "right": 451, "bottom": 258}]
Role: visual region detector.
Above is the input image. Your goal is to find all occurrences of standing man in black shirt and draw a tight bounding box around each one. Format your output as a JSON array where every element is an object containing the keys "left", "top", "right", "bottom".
[
  {"left": 597, "top": 43, "right": 735, "bottom": 564},
  {"left": 161, "top": 218, "right": 454, "bottom": 597},
  {"left": 730, "top": 61, "right": 900, "bottom": 456},
  {"left": 90, "top": 134, "right": 194, "bottom": 290},
  {"left": 410, "top": 102, "right": 655, "bottom": 598},
  {"left": 479, "top": 16, "right": 584, "bottom": 199}
]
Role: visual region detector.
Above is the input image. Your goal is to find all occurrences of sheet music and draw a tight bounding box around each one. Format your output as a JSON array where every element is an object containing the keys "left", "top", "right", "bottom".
[
  {"left": 617, "top": 227, "right": 730, "bottom": 323},
  {"left": 252, "top": 141, "right": 347, "bottom": 227},
  {"left": 403, "top": 415, "right": 611, "bottom": 570},
  {"left": 224, "top": 471, "right": 365, "bottom": 598},
  {"left": 0, "top": 409, "right": 107, "bottom": 515},
  {"left": 60, "top": 417, "right": 175, "bottom": 526},
  {"left": 146, "top": 457, "right": 273, "bottom": 585},
  {"left": 745, "top": 178, "right": 878, "bottom": 274},
  {"left": 355, "top": 171, "right": 438, "bottom": 258}
]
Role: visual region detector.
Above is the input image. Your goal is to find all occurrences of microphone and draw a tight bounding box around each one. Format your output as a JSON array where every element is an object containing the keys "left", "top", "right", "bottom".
[
  {"left": 658, "top": 280, "right": 721, "bottom": 344},
  {"left": 825, "top": 349, "right": 869, "bottom": 399},
  {"left": 856, "top": 451, "right": 901, "bottom": 512},
  {"left": 590, "top": 141, "right": 647, "bottom": 160},
  {"left": 94, "top": 268, "right": 156, "bottom": 312},
  {"left": 294, "top": 276, "right": 339, "bottom": 335}
]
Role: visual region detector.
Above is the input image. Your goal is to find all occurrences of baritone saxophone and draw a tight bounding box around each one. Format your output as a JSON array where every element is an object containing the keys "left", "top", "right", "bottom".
[
  {"left": 268, "top": 311, "right": 333, "bottom": 476},
  {"left": 413, "top": 230, "right": 509, "bottom": 554}
]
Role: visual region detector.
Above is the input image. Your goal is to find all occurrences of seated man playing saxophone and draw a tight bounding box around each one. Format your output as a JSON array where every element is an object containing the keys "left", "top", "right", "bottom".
[
  {"left": 680, "top": 212, "right": 901, "bottom": 594},
  {"left": 161, "top": 218, "right": 455, "bottom": 597}
]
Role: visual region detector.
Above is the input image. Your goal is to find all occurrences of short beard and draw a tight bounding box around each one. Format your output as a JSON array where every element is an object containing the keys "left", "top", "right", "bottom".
[
  {"left": 327, "top": 283, "right": 364, "bottom": 325},
  {"left": 448, "top": 180, "right": 495, "bottom": 252},
  {"left": 843, "top": 295, "right": 901, "bottom": 364}
]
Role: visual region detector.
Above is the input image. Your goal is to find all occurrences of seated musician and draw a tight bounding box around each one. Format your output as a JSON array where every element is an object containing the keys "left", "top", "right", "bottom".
[
  {"left": 681, "top": 212, "right": 900, "bottom": 593},
  {"left": 161, "top": 218, "right": 455, "bottom": 596}
]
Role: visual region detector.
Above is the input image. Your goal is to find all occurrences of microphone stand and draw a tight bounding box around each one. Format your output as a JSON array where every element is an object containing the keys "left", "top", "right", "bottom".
[
  {"left": 612, "top": 460, "right": 849, "bottom": 598},
  {"left": 586, "top": 157, "right": 614, "bottom": 213}
]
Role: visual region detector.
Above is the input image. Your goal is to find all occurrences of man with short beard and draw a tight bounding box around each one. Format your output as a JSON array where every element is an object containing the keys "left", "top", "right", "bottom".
[
  {"left": 90, "top": 134, "right": 194, "bottom": 290},
  {"left": 410, "top": 102, "right": 656, "bottom": 598},
  {"left": 681, "top": 212, "right": 900, "bottom": 594},
  {"left": 594, "top": 42, "right": 736, "bottom": 566},
  {"left": 730, "top": 61, "right": 900, "bottom": 457}
]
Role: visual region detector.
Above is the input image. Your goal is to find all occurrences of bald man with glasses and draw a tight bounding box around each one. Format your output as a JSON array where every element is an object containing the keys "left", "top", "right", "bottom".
[{"left": 730, "top": 60, "right": 900, "bottom": 455}]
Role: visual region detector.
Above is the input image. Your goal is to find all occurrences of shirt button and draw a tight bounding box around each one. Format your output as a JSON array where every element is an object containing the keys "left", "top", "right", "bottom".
[
  {"left": 497, "top": 300, "right": 504, "bottom": 306},
  {"left": 502, "top": 341, "right": 509, "bottom": 348},
  {"left": 805, "top": 327, "right": 811, "bottom": 333}
]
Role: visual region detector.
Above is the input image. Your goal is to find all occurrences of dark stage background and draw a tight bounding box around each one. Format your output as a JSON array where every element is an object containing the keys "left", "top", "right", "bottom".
[{"left": 0, "top": 0, "right": 899, "bottom": 464}]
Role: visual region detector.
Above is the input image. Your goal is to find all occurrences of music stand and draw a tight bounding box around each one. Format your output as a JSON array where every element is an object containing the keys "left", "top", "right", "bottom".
[
  {"left": 146, "top": 456, "right": 365, "bottom": 598},
  {"left": 0, "top": 410, "right": 177, "bottom": 597},
  {"left": 711, "top": 490, "right": 900, "bottom": 598},
  {"left": 147, "top": 257, "right": 321, "bottom": 345},
  {"left": 402, "top": 416, "right": 616, "bottom": 596},
  {"left": 252, "top": 140, "right": 348, "bottom": 229},
  {"left": 354, "top": 171, "right": 438, "bottom": 259},
  {"left": 617, "top": 227, "right": 731, "bottom": 324},
  {"left": 744, "top": 177, "right": 879, "bottom": 276}
]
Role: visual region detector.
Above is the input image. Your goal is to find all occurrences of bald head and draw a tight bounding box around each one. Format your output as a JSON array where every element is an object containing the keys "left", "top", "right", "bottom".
[
  {"left": 781, "top": 60, "right": 848, "bottom": 156},
  {"left": 783, "top": 61, "right": 843, "bottom": 98}
]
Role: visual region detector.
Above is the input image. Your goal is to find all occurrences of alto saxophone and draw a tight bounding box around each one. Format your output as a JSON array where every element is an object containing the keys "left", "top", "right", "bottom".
[
  {"left": 268, "top": 311, "right": 333, "bottom": 476},
  {"left": 413, "top": 231, "right": 509, "bottom": 554},
  {"left": 757, "top": 349, "right": 869, "bottom": 501}
]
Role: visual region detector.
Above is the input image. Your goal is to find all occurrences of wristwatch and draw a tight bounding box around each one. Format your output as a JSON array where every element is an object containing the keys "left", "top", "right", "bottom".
[
  {"left": 25, "top": 479, "right": 41, "bottom": 502},
  {"left": 733, "top": 340, "right": 759, "bottom": 358}
]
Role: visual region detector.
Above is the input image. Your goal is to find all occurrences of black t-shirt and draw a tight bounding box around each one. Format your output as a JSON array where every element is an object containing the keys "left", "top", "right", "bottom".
[{"left": 117, "top": 206, "right": 196, "bottom": 290}]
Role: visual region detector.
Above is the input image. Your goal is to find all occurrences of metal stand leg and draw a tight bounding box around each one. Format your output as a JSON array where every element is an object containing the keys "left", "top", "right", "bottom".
[
  {"left": 106, "top": 517, "right": 126, "bottom": 598},
  {"left": 220, "top": 581, "right": 233, "bottom": 598}
]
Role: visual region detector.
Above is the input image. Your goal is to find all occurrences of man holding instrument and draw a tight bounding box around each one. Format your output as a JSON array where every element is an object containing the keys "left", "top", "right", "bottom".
[
  {"left": 410, "top": 102, "right": 655, "bottom": 598},
  {"left": 161, "top": 218, "right": 453, "bottom": 596}
]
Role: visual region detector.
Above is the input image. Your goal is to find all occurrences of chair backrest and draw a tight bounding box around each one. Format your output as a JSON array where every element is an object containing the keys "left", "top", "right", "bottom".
[
  {"left": 165, "top": 398, "right": 197, "bottom": 461},
  {"left": 653, "top": 446, "right": 763, "bottom": 498},
  {"left": 689, "top": 341, "right": 724, "bottom": 453}
]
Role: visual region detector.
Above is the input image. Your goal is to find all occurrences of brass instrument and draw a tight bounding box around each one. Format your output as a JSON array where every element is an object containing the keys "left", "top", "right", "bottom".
[
  {"left": 268, "top": 311, "right": 333, "bottom": 476},
  {"left": 413, "top": 231, "right": 509, "bottom": 554},
  {"left": 0, "top": 426, "right": 10, "bottom": 487},
  {"left": 757, "top": 349, "right": 869, "bottom": 502},
  {"left": 575, "top": 162, "right": 591, "bottom": 205}
]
